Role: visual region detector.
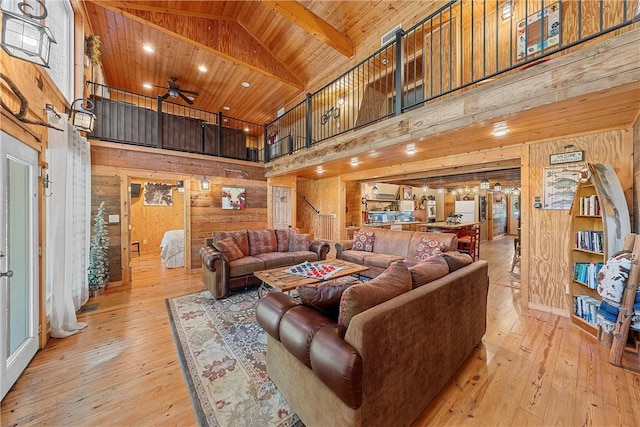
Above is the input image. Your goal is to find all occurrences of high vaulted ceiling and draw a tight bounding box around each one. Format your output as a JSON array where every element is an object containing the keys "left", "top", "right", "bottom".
[{"left": 82, "top": 0, "right": 445, "bottom": 124}]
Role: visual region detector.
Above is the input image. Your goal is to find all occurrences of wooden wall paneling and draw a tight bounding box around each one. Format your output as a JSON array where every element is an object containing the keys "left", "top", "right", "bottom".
[
  {"left": 91, "top": 174, "right": 123, "bottom": 283},
  {"left": 130, "top": 179, "right": 184, "bottom": 255},
  {"left": 423, "top": 17, "right": 458, "bottom": 100},
  {"left": 344, "top": 181, "right": 362, "bottom": 232},
  {"left": 634, "top": 117, "right": 640, "bottom": 233},
  {"left": 120, "top": 175, "right": 130, "bottom": 286},
  {"left": 521, "top": 144, "right": 531, "bottom": 307},
  {"left": 527, "top": 129, "right": 632, "bottom": 313}
]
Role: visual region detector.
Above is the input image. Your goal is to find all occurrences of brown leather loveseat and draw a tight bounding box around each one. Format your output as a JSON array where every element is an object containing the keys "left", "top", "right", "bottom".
[{"left": 256, "top": 256, "right": 489, "bottom": 427}]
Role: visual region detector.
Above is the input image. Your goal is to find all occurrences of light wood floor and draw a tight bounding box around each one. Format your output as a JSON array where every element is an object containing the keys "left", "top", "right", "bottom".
[{"left": 2, "top": 238, "right": 639, "bottom": 426}]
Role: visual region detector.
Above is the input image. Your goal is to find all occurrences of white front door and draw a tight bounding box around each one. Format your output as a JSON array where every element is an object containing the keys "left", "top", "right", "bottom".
[
  {"left": 0, "top": 132, "right": 39, "bottom": 401},
  {"left": 273, "top": 187, "right": 292, "bottom": 229}
]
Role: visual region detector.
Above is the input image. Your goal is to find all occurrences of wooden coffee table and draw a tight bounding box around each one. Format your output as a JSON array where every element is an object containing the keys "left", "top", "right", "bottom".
[{"left": 254, "top": 259, "right": 368, "bottom": 296}]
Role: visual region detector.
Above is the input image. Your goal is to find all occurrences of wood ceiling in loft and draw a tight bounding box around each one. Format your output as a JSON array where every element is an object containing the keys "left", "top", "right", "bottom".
[{"left": 82, "top": 1, "right": 448, "bottom": 124}]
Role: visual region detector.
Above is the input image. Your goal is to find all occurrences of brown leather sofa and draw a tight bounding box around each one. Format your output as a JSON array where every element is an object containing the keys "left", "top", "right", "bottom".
[
  {"left": 335, "top": 227, "right": 458, "bottom": 278},
  {"left": 199, "top": 228, "right": 330, "bottom": 299},
  {"left": 256, "top": 258, "right": 489, "bottom": 427}
]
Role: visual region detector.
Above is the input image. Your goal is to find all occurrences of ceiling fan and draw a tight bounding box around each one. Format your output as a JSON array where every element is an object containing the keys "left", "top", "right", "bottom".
[{"left": 156, "top": 77, "right": 199, "bottom": 104}]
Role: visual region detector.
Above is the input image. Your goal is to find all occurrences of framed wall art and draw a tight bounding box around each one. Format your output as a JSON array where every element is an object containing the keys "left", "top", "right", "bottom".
[
  {"left": 542, "top": 165, "right": 582, "bottom": 210},
  {"left": 144, "top": 182, "right": 173, "bottom": 206},
  {"left": 516, "top": 2, "right": 561, "bottom": 60},
  {"left": 222, "top": 187, "right": 246, "bottom": 210}
]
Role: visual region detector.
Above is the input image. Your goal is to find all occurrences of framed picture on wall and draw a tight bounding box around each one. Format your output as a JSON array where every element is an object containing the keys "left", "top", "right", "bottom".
[
  {"left": 222, "top": 187, "right": 246, "bottom": 210},
  {"left": 144, "top": 182, "right": 173, "bottom": 206},
  {"left": 403, "top": 187, "right": 412, "bottom": 200},
  {"left": 543, "top": 165, "right": 582, "bottom": 210}
]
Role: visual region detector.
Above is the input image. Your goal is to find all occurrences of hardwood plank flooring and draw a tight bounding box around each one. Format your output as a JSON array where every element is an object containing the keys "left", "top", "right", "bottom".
[{"left": 2, "top": 237, "right": 639, "bottom": 426}]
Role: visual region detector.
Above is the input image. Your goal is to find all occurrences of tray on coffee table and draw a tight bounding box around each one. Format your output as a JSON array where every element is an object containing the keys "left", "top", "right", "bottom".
[{"left": 254, "top": 259, "right": 368, "bottom": 295}]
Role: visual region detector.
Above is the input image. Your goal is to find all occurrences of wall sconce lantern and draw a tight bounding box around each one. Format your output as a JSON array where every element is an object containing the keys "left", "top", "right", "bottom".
[
  {"left": 479, "top": 177, "right": 490, "bottom": 190},
  {"left": 1, "top": 0, "right": 56, "bottom": 67},
  {"left": 200, "top": 175, "right": 210, "bottom": 191},
  {"left": 493, "top": 181, "right": 502, "bottom": 192},
  {"left": 371, "top": 183, "right": 379, "bottom": 196},
  {"left": 69, "top": 99, "right": 96, "bottom": 132},
  {"left": 500, "top": 1, "right": 513, "bottom": 20}
]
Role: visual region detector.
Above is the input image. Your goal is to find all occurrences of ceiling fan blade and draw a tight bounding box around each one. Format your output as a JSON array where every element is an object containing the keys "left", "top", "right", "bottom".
[
  {"left": 178, "top": 91, "right": 194, "bottom": 104},
  {"left": 161, "top": 93, "right": 170, "bottom": 100},
  {"left": 180, "top": 89, "right": 199, "bottom": 96},
  {"left": 152, "top": 84, "right": 167, "bottom": 89}
]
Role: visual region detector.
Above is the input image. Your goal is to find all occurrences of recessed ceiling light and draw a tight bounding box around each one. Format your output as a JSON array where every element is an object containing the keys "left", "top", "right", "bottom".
[
  {"left": 198, "top": 65, "right": 207, "bottom": 72},
  {"left": 350, "top": 157, "right": 358, "bottom": 166},
  {"left": 316, "top": 166, "right": 324, "bottom": 174},
  {"left": 243, "top": 127, "right": 250, "bottom": 132},
  {"left": 142, "top": 83, "right": 152, "bottom": 89},
  {"left": 142, "top": 44, "right": 154, "bottom": 53},
  {"left": 223, "top": 106, "right": 230, "bottom": 111},
  {"left": 406, "top": 143, "right": 416, "bottom": 155},
  {"left": 492, "top": 121, "right": 510, "bottom": 137},
  {"left": 241, "top": 81, "right": 250, "bottom": 88}
]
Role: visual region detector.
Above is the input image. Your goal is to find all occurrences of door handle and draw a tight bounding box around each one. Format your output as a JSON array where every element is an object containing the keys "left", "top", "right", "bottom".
[{"left": 0, "top": 270, "right": 13, "bottom": 278}]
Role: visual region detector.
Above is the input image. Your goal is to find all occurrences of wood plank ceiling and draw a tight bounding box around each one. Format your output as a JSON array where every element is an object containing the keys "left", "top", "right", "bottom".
[{"left": 82, "top": 0, "right": 445, "bottom": 124}]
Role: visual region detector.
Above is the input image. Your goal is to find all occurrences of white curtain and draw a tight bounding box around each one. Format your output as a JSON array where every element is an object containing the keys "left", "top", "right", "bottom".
[{"left": 46, "top": 113, "right": 90, "bottom": 338}]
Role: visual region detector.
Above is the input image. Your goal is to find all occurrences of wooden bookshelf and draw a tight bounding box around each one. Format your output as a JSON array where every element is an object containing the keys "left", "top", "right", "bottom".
[{"left": 568, "top": 164, "right": 631, "bottom": 338}]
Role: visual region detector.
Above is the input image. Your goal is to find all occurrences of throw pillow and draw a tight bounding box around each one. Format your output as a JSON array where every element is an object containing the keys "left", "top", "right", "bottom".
[
  {"left": 275, "top": 229, "right": 291, "bottom": 252},
  {"left": 248, "top": 229, "right": 277, "bottom": 256},
  {"left": 298, "top": 276, "right": 360, "bottom": 319},
  {"left": 414, "top": 236, "right": 445, "bottom": 261},
  {"left": 338, "top": 261, "right": 411, "bottom": 328},
  {"left": 597, "top": 250, "right": 632, "bottom": 304},
  {"left": 409, "top": 255, "right": 449, "bottom": 288},
  {"left": 213, "top": 237, "right": 244, "bottom": 261},
  {"left": 212, "top": 230, "right": 249, "bottom": 256},
  {"left": 290, "top": 233, "right": 310, "bottom": 252},
  {"left": 442, "top": 251, "right": 474, "bottom": 273},
  {"left": 352, "top": 230, "right": 375, "bottom": 252}
]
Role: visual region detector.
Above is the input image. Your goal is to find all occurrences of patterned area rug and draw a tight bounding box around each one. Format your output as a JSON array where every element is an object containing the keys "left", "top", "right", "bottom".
[{"left": 166, "top": 290, "right": 303, "bottom": 427}]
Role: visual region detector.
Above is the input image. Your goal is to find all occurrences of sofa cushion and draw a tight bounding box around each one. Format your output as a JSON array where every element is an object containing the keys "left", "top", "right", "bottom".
[
  {"left": 442, "top": 251, "right": 474, "bottom": 272},
  {"left": 289, "top": 250, "right": 320, "bottom": 264},
  {"left": 213, "top": 237, "right": 245, "bottom": 261},
  {"left": 255, "top": 252, "right": 295, "bottom": 269},
  {"left": 298, "top": 276, "right": 361, "bottom": 319},
  {"left": 409, "top": 255, "right": 450, "bottom": 288},
  {"left": 248, "top": 229, "right": 278, "bottom": 255},
  {"left": 275, "top": 229, "right": 291, "bottom": 252},
  {"left": 338, "top": 261, "right": 411, "bottom": 327},
  {"left": 213, "top": 230, "right": 249, "bottom": 256},
  {"left": 363, "top": 253, "right": 405, "bottom": 269},
  {"left": 290, "top": 233, "right": 310, "bottom": 252},
  {"left": 228, "top": 256, "right": 266, "bottom": 277},
  {"left": 413, "top": 236, "right": 445, "bottom": 261},
  {"left": 280, "top": 305, "right": 334, "bottom": 368},
  {"left": 352, "top": 230, "right": 375, "bottom": 252}
]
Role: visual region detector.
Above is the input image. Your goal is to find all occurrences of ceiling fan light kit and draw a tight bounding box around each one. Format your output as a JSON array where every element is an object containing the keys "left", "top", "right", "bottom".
[{"left": 157, "top": 77, "right": 199, "bottom": 105}]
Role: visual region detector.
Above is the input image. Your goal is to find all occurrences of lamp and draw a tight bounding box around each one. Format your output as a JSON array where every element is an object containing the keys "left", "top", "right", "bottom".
[
  {"left": 69, "top": 99, "right": 96, "bottom": 132},
  {"left": 493, "top": 181, "right": 502, "bottom": 192},
  {"left": 479, "top": 177, "right": 490, "bottom": 190},
  {"left": 503, "top": 186, "right": 512, "bottom": 195},
  {"left": 371, "top": 183, "right": 379, "bottom": 196},
  {"left": 512, "top": 188, "right": 521, "bottom": 196},
  {"left": 200, "top": 175, "right": 210, "bottom": 191},
  {"left": 1, "top": 0, "right": 56, "bottom": 67}
]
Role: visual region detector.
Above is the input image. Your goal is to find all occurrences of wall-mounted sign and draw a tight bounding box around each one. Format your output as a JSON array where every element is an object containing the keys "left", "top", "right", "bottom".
[{"left": 549, "top": 150, "right": 584, "bottom": 165}]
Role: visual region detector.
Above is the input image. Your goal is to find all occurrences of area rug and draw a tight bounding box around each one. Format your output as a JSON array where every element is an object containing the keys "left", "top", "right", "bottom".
[{"left": 166, "top": 289, "right": 303, "bottom": 427}]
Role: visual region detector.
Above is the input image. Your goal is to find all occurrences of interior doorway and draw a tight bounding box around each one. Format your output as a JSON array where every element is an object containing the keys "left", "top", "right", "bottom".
[
  {"left": 273, "top": 186, "right": 292, "bottom": 229},
  {"left": 127, "top": 176, "right": 188, "bottom": 284}
]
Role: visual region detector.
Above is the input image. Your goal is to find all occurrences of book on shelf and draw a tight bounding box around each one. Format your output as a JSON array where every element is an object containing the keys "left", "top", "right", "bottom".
[
  {"left": 574, "top": 230, "right": 604, "bottom": 253},
  {"left": 573, "top": 295, "right": 600, "bottom": 324},
  {"left": 572, "top": 261, "right": 604, "bottom": 289},
  {"left": 578, "top": 195, "right": 601, "bottom": 216}
]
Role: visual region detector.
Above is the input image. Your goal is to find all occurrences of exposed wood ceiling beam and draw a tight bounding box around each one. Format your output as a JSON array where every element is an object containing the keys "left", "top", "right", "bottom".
[
  {"left": 88, "top": 1, "right": 304, "bottom": 89},
  {"left": 98, "top": 1, "right": 236, "bottom": 21},
  {"left": 261, "top": 0, "right": 355, "bottom": 57}
]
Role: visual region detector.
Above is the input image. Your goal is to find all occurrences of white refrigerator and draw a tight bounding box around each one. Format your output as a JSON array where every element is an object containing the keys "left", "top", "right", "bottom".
[{"left": 455, "top": 200, "right": 476, "bottom": 223}]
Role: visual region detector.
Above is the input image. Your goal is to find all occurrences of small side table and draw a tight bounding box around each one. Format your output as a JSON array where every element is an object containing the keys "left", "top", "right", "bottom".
[{"left": 131, "top": 241, "right": 140, "bottom": 256}]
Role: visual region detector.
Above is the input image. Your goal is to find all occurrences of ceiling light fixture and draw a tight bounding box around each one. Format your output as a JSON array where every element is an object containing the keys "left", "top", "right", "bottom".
[
  {"left": 501, "top": 1, "right": 513, "bottom": 20},
  {"left": 142, "top": 44, "right": 154, "bottom": 53},
  {"left": 222, "top": 106, "right": 230, "bottom": 111},
  {"left": 243, "top": 127, "right": 249, "bottom": 132},
  {"left": 200, "top": 175, "right": 210, "bottom": 191},
  {"left": 316, "top": 166, "right": 324, "bottom": 174},
  {"left": 512, "top": 188, "right": 521, "bottom": 196},
  {"left": 198, "top": 65, "right": 207, "bottom": 72},
  {"left": 494, "top": 181, "right": 502, "bottom": 192},
  {"left": 143, "top": 82, "right": 152, "bottom": 89},
  {"left": 350, "top": 157, "right": 358, "bottom": 167},
  {"left": 241, "top": 81, "right": 250, "bottom": 88},
  {"left": 492, "top": 121, "right": 510, "bottom": 137},
  {"left": 372, "top": 183, "right": 379, "bottom": 195},
  {"left": 0, "top": 0, "right": 56, "bottom": 67},
  {"left": 504, "top": 186, "right": 512, "bottom": 195},
  {"left": 68, "top": 99, "right": 96, "bottom": 133},
  {"left": 405, "top": 143, "right": 416, "bottom": 155}
]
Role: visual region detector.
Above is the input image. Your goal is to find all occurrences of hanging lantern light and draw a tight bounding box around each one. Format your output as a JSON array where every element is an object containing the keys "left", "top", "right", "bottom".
[
  {"left": 200, "top": 175, "right": 210, "bottom": 191},
  {"left": 371, "top": 183, "right": 379, "bottom": 196},
  {"left": 479, "top": 177, "right": 490, "bottom": 190},
  {"left": 69, "top": 99, "right": 96, "bottom": 133},
  {"left": 493, "top": 181, "right": 502, "bottom": 192},
  {"left": 1, "top": 0, "right": 56, "bottom": 67}
]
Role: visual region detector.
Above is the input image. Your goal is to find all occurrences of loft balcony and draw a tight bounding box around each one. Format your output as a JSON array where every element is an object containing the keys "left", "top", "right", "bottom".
[{"left": 85, "top": 0, "right": 639, "bottom": 164}]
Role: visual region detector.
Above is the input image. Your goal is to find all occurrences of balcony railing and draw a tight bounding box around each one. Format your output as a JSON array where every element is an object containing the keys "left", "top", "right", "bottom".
[
  {"left": 87, "top": 82, "right": 264, "bottom": 162},
  {"left": 86, "top": 1, "right": 637, "bottom": 164}
]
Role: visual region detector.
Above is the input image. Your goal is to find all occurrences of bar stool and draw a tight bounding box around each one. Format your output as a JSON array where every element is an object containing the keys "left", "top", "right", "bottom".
[{"left": 458, "top": 224, "right": 480, "bottom": 260}]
